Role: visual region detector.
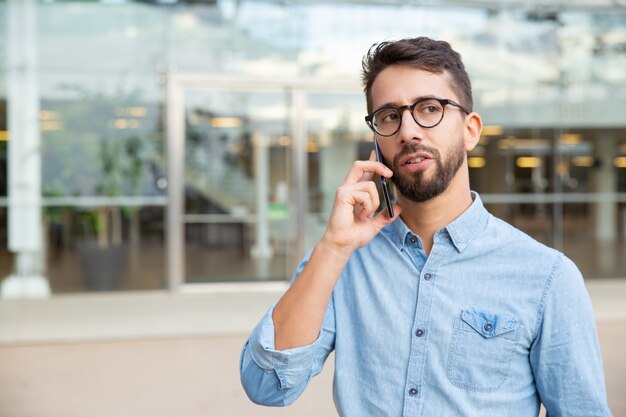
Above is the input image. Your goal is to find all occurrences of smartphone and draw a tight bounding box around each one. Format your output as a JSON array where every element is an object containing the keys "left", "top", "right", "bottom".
[{"left": 373, "top": 139, "right": 394, "bottom": 218}]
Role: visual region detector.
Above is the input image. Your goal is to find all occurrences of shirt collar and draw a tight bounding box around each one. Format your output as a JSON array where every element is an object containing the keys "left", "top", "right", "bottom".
[
  {"left": 387, "top": 214, "right": 414, "bottom": 251},
  {"left": 385, "top": 191, "right": 489, "bottom": 253},
  {"left": 444, "top": 191, "right": 489, "bottom": 253}
]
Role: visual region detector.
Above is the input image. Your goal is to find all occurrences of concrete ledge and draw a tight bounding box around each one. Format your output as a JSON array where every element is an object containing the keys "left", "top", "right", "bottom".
[
  {"left": 586, "top": 279, "right": 626, "bottom": 322},
  {"left": 0, "top": 290, "right": 284, "bottom": 345},
  {"left": 0, "top": 279, "right": 624, "bottom": 345}
]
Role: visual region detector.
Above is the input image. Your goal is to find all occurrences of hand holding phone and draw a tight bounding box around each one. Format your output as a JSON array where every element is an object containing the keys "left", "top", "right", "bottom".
[{"left": 374, "top": 139, "right": 394, "bottom": 218}]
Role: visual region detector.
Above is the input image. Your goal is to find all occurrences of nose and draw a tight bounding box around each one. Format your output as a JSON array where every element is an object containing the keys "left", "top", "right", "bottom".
[{"left": 396, "top": 107, "right": 425, "bottom": 144}]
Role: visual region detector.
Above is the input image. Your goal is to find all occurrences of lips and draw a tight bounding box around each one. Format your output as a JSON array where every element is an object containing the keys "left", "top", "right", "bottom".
[{"left": 399, "top": 153, "right": 433, "bottom": 166}]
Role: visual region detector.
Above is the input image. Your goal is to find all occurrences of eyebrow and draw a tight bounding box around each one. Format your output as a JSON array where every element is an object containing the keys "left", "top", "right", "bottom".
[{"left": 372, "top": 94, "right": 439, "bottom": 113}]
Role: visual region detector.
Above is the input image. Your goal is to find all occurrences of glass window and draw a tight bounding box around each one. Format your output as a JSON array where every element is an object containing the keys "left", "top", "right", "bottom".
[
  {"left": 38, "top": 89, "right": 167, "bottom": 292},
  {"left": 181, "top": 89, "right": 293, "bottom": 283},
  {"left": 2, "top": 0, "right": 625, "bottom": 296},
  {"left": 36, "top": 3, "right": 168, "bottom": 293}
]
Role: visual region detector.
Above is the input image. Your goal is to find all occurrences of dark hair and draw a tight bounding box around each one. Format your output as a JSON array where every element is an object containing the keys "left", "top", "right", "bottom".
[{"left": 362, "top": 37, "right": 473, "bottom": 114}]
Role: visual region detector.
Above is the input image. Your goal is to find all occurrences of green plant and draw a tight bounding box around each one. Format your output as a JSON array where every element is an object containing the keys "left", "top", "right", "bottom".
[
  {"left": 122, "top": 135, "right": 147, "bottom": 246},
  {"left": 91, "top": 134, "right": 147, "bottom": 248},
  {"left": 93, "top": 139, "right": 123, "bottom": 248}
]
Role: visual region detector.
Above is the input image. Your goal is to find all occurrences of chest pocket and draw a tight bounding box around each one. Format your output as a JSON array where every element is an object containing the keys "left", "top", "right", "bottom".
[{"left": 446, "top": 310, "right": 521, "bottom": 392}]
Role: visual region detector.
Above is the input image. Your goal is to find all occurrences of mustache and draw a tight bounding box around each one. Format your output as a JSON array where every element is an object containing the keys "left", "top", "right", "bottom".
[{"left": 392, "top": 143, "right": 441, "bottom": 168}]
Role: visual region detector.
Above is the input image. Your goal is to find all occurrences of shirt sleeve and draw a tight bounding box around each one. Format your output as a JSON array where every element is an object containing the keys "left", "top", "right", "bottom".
[
  {"left": 239, "top": 256, "right": 336, "bottom": 407},
  {"left": 530, "top": 254, "right": 613, "bottom": 417}
]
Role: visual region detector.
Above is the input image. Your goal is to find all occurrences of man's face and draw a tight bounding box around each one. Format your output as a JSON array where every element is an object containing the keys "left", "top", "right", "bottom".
[{"left": 370, "top": 65, "right": 469, "bottom": 203}]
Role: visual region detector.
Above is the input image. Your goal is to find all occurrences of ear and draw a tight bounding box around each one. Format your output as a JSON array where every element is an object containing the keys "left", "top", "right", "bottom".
[{"left": 463, "top": 112, "right": 482, "bottom": 152}]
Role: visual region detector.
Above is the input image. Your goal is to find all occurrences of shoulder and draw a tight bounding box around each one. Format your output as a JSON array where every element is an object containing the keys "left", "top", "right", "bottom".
[
  {"left": 481, "top": 213, "right": 562, "bottom": 267},
  {"left": 485, "top": 214, "right": 587, "bottom": 301},
  {"left": 543, "top": 252, "right": 585, "bottom": 299}
]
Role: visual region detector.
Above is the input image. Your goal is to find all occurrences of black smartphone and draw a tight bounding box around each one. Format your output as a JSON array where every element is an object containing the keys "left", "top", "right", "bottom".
[{"left": 373, "top": 138, "right": 394, "bottom": 218}]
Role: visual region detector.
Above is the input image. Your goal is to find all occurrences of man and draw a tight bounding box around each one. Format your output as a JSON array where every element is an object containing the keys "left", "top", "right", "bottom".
[{"left": 240, "top": 37, "right": 612, "bottom": 417}]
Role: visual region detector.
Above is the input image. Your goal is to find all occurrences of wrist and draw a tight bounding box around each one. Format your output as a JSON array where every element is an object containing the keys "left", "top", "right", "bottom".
[{"left": 318, "top": 233, "right": 355, "bottom": 261}]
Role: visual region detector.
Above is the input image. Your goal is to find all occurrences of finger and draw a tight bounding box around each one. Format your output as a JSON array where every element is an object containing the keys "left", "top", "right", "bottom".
[
  {"left": 357, "top": 180, "right": 381, "bottom": 213},
  {"left": 344, "top": 160, "right": 392, "bottom": 185},
  {"left": 336, "top": 181, "right": 376, "bottom": 206},
  {"left": 351, "top": 191, "right": 375, "bottom": 220},
  {"left": 360, "top": 151, "right": 378, "bottom": 182},
  {"left": 341, "top": 180, "right": 381, "bottom": 212}
]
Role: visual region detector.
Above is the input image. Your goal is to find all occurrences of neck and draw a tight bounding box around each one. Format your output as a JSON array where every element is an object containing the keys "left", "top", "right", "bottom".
[{"left": 397, "top": 172, "right": 473, "bottom": 255}]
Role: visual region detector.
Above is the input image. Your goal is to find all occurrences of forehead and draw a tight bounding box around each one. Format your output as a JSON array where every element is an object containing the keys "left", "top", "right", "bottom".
[{"left": 370, "top": 65, "right": 457, "bottom": 109}]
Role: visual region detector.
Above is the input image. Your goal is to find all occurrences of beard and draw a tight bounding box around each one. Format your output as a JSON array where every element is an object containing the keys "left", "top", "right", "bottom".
[{"left": 389, "top": 138, "right": 466, "bottom": 203}]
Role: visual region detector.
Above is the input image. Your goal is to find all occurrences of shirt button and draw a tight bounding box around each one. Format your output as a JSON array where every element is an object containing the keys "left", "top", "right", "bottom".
[
  {"left": 484, "top": 322, "right": 493, "bottom": 332},
  {"left": 410, "top": 236, "right": 417, "bottom": 244},
  {"left": 424, "top": 273, "right": 432, "bottom": 281},
  {"left": 409, "top": 388, "right": 418, "bottom": 396},
  {"left": 415, "top": 328, "right": 424, "bottom": 337}
]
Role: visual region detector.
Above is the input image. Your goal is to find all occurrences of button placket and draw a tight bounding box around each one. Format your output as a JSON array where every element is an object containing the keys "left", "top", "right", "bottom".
[{"left": 405, "top": 240, "right": 451, "bottom": 415}]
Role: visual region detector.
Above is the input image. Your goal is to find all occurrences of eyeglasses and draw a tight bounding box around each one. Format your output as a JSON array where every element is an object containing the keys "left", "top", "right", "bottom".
[{"left": 365, "top": 97, "right": 470, "bottom": 137}]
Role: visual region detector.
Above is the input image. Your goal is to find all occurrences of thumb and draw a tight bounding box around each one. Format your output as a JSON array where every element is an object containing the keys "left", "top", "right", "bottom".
[{"left": 373, "top": 204, "right": 402, "bottom": 228}]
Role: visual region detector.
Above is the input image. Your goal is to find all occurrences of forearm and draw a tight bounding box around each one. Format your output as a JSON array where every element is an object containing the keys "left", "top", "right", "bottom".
[
  {"left": 273, "top": 156, "right": 397, "bottom": 351},
  {"left": 272, "top": 238, "right": 351, "bottom": 350}
]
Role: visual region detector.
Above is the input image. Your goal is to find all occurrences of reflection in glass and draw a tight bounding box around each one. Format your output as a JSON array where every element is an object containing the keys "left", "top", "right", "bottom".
[
  {"left": 43, "top": 206, "right": 166, "bottom": 292},
  {"left": 471, "top": 127, "right": 626, "bottom": 278},
  {"left": 306, "top": 93, "right": 370, "bottom": 242},
  {"left": 182, "top": 90, "right": 292, "bottom": 283}
]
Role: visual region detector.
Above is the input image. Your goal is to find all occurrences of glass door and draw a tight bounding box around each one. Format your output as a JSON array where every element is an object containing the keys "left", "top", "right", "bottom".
[
  {"left": 304, "top": 91, "right": 371, "bottom": 246},
  {"left": 167, "top": 77, "right": 295, "bottom": 288}
]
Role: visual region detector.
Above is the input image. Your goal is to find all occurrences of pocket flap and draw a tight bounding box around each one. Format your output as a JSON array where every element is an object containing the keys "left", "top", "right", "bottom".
[{"left": 460, "top": 310, "right": 519, "bottom": 338}]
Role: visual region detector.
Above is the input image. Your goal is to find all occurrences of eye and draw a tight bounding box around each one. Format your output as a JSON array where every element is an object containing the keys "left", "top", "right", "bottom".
[
  {"left": 417, "top": 101, "right": 443, "bottom": 115},
  {"left": 375, "top": 108, "right": 400, "bottom": 123}
]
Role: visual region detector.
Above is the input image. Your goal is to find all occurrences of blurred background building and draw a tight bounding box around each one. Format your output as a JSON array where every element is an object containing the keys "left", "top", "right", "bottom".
[
  {"left": 0, "top": 0, "right": 625, "bottom": 294},
  {"left": 0, "top": 0, "right": 625, "bottom": 416}
]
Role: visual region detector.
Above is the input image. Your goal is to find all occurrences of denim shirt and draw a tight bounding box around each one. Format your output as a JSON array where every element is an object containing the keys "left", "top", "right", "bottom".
[{"left": 240, "top": 193, "right": 612, "bottom": 417}]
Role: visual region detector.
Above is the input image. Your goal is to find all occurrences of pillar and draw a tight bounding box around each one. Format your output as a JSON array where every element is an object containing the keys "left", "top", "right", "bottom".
[
  {"left": 251, "top": 130, "right": 273, "bottom": 260},
  {"left": 594, "top": 134, "right": 617, "bottom": 241},
  {"left": 1, "top": 0, "right": 50, "bottom": 298}
]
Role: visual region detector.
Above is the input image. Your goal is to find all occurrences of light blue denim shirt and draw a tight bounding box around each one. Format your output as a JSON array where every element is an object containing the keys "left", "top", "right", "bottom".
[{"left": 240, "top": 193, "right": 612, "bottom": 417}]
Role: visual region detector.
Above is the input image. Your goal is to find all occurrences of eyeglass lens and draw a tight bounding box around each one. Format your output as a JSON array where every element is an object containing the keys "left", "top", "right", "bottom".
[{"left": 372, "top": 99, "right": 445, "bottom": 136}]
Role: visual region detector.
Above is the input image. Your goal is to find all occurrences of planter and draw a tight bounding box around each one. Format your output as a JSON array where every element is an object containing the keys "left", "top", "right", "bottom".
[{"left": 77, "top": 242, "right": 127, "bottom": 291}]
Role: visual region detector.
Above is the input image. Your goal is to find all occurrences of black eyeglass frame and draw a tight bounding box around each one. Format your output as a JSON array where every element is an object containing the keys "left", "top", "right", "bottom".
[{"left": 364, "top": 97, "right": 471, "bottom": 137}]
